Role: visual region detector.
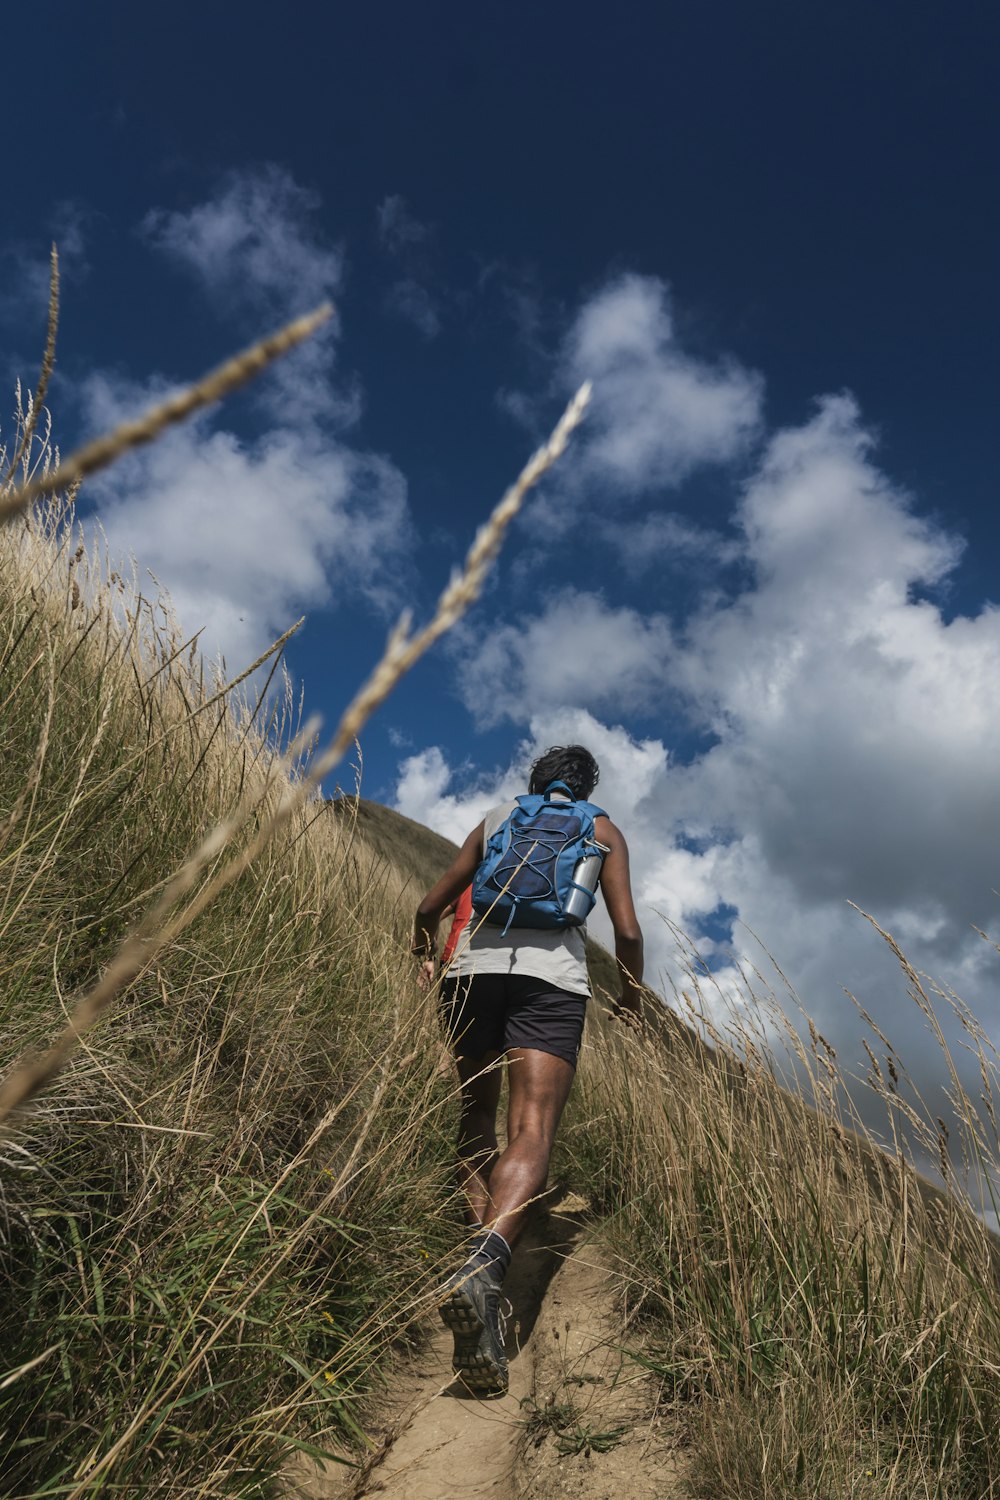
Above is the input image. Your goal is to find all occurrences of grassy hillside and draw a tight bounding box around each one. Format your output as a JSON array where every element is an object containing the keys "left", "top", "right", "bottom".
[
  {"left": 0, "top": 505, "right": 472, "bottom": 1494},
  {"left": 330, "top": 797, "right": 459, "bottom": 901},
  {"left": 4, "top": 480, "right": 1000, "bottom": 1494}
]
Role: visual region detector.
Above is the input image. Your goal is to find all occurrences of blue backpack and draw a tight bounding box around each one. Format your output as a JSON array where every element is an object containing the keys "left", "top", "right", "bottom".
[{"left": 472, "top": 781, "right": 608, "bottom": 937}]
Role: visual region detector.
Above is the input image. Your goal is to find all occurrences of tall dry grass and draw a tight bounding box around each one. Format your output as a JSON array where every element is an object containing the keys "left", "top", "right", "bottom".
[
  {"left": 0, "top": 339, "right": 590, "bottom": 1494},
  {"left": 0, "top": 492, "right": 461, "bottom": 1495},
  {"left": 560, "top": 931, "right": 1000, "bottom": 1497}
]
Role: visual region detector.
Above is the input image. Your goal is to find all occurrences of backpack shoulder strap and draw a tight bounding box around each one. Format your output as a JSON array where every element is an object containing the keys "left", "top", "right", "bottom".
[
  {"left": 513, "top": 793, "right": 543, "bottom": 816},
  {"left": 578, "top": 799, "right": 608, "bottom": 820},
  {"left": 512, "top": 787, "right": 608, "bottom": 820},
  {"left": 542, "top": 780, "right": 576, "bottom": 801}
]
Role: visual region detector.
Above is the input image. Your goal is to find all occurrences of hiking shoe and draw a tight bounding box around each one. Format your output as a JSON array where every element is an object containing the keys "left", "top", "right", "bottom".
[{"left": 438, "top": 1265, "right": 509, "bottom": 1395}]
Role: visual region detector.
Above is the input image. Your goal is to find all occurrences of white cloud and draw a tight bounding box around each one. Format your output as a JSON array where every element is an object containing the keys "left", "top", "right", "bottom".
[
  {"left": 453, "top": 590, "right": 674, "bottom": 727},
  {"left": 599, "top": 510, "right": 742, "bottom": 576},
  {"left": 143, "top": 165, "right": 351, "bottom": 426},
  {"left": 562, "top": 273, "right": 764, "bottom": 495},
  {"left": 77, "top": 169, "right": 413, "bottom": 672},
  {"left": 82, "top": 374, "right": 411, "bottom": 671},
  {"left": 667, "top": 394, "right": 988, "bottom": 924},
  {"left": 144, "top": 165, "right": 340, "bottom": 321},
  {"left": 488, "top": 273, "right": 761, "bottom": 519},
  {"left": 394, "top": 746, "right": 522, "bottom": 846}
]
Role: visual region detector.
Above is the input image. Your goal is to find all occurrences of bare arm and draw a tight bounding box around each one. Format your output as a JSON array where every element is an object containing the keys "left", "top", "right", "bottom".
[
  {"left": 594, "top": 815, "right": 644, "bottom": 1017},
  {"left": 412, "top": 822, "right": 484, "bottom": 960}
]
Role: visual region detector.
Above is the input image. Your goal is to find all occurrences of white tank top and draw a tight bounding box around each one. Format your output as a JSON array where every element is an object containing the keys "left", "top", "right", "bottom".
[{"left": 445, "top": 799, "right": 591, "bottom": 997}]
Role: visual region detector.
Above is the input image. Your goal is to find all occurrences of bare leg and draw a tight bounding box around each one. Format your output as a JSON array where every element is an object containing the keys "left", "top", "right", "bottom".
[
  {"left": 485, "top": 1047, "right": 575, "bottom": 1247},
  {"left": 455, "top": 1052, "right": 503, "bottom": 1227},
  {"left": 439, "top": 1048, "right": 574, "bottom": 1397}
]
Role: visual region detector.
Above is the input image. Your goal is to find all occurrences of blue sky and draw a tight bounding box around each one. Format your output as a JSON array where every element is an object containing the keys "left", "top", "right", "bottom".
[{"left": 4, "top": 1, "right": 1000, "bottom": 1161}]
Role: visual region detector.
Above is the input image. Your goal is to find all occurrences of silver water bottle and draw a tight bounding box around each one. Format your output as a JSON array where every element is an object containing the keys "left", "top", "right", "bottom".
[{"left": 563, "top": 841, "right": 611, "bottom": 924}]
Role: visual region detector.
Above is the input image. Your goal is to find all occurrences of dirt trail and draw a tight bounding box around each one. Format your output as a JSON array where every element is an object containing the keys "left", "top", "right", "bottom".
[{"left": 287, "top": 1194, "right": 686, "bottom": 1500}]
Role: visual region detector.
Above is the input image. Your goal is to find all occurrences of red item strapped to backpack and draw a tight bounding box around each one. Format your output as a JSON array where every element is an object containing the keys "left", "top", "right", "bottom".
[{"left": 441, "top": 885, "right": 473, "bottom": 966}]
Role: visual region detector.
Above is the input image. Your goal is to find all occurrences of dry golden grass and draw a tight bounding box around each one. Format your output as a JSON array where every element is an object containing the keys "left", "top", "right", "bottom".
[
  {"left": 0, "top": 329, "right": 591, "bottom": 1492},
  {"left": 561, "top": 927, "right": 1000, "bottom": 1496},
  {"left": 0, "top": 491, "right": 471, "bottom": 1492}
]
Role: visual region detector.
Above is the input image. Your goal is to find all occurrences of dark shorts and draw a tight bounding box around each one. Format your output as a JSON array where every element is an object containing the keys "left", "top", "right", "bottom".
[{"left": 439, "top": 973, "right": 587, "bottom": 1069}]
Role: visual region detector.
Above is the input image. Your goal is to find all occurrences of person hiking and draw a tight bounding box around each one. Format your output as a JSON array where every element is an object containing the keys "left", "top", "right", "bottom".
[{"left": 411, "top": 744, "right": 644, "bottom": 1394}]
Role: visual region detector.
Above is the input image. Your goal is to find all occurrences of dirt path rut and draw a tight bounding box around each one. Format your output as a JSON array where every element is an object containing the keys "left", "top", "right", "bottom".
[{"left": 288, "top": 1195, "right": 686, "bottom": 1500}]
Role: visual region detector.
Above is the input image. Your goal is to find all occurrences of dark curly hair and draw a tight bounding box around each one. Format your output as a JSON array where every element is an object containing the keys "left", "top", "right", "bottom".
[{"left": 528, "top": 744, "right": 600, "bottom": 801}]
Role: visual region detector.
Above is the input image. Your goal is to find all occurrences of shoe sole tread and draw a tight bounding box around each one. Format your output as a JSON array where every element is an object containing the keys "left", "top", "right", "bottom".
[{"left": 438, "top": 1283, "right": 507, "bottom": 1393}]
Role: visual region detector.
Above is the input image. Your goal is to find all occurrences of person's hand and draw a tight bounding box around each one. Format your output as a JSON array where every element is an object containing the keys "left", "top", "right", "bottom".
[{"left": 415, "top": 957, "right": 436, "bottom": 992}]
